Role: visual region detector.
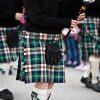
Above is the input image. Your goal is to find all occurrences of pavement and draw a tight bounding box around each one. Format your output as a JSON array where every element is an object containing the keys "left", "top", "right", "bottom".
[{"left": 0, "top": 65, "right": 100, "bottom": 100}]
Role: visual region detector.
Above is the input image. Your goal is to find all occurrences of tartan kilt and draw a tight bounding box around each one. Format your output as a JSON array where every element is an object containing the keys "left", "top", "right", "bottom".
[
  {"left": 17, "top": 31, "right": 65, "bottom": 83},
  {"left": 80, "top": 16, "right": 100, "bottom": 61},
  {"left": 0, "top": 27, "right": 20, "bottom": 63}
]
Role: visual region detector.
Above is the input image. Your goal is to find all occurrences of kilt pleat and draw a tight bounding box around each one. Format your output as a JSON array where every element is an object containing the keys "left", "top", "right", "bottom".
[
  {"left": 17, "top": 31, "right": 65, "bottom": 83},
  {"left": 80, "top": 16, "right": 100, "bottom": 61},
  {"left": 0, "top": 27, "right": 18, "bottom": 63}
]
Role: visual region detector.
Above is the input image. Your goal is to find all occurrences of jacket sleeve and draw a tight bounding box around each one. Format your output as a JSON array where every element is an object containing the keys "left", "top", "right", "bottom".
[
  {"left": 90, "top": 0, "right": 100, "bottom": 8},
  {"left": 23, "top": 0, "right": 71, "bottom": 29},
  {"left": 0, "top": 0, "right": 23, "bottom": 20},
  {"left": 0, "top": 7, "right": 15, "bottom": 19},
  {"left": 16, "top": 0, "right": 23, "bottom": 12}
]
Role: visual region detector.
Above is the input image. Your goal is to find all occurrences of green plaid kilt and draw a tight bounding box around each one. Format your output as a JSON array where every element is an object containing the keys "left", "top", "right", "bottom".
[
  {"left": 0, "top": 27, "right": 18, "bottom": 63},
  {"left": 80, "top": 16, "right": 100, "bottom": 61},
  {"left": 17, "top": 31, "right": 65, "bottom": 83}
]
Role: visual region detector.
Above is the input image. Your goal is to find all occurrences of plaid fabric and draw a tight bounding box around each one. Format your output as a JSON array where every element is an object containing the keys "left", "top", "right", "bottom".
[
  {"left": 80, "top": 16, "right": 100, "bottom": 61},
  {"left": 17, "top": 31, "right": 65, "bottom": 83},
  {"left": 0, "top": 27, "right": 19, "bottom": 63}
]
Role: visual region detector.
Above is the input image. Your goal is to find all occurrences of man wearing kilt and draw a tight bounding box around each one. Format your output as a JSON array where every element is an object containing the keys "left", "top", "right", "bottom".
[
  {"left": 16, "top": 0, "right": 84, "bottom": 99},
  {"left": 80, "top": 0, "right": 100, "bottom": 92},
  {"left": 0, "top": 0, "right": 24, "bottom": 99}
]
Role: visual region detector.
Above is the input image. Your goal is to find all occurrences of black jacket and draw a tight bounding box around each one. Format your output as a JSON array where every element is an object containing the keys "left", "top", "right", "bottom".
[
  {"left": 23, "top": 0, "right": 82, "bottom": 34},
  {"left": 0, "top": 0, "right": 23, "bottom": 27},
  {"left": 60, "top": 0, "right": 82, "bottom": 19},
  {"left": 86, "top": 0, "right": 100, "bottom": 17}
]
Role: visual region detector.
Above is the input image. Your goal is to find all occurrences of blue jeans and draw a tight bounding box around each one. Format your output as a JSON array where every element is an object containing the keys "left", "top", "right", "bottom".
[{"left": 64, "top": 36, "right": 80, "bottom": 63}]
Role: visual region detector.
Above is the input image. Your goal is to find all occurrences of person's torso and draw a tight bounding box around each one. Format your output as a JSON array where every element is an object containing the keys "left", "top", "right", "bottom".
[
  {"left": 40, "top": 0, "right": 82, "bottom": 18},
  {"left": 24, "top": 0, "right": 82, "bottom": 33}
]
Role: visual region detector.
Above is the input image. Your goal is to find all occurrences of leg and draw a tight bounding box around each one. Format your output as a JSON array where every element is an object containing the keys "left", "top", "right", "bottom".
[
  {"left": 80, "top": 61, "right": 92, "bottom": 88},
  {"left": 89, "top": 56, "right": 100, "bottom": 92},
  {"left": 10, "top": 57, "right": 19, "bottom": 70},
  {"left": 89, "top": 56, "right": 100, "bottom": 84},
  {"left": 65, "top": 36, "right": 73, "bottom": 66},
  {"left": 35, "top": 83, "right": 49, "bottom": 90},
  {"left": 71, "top": 38, "right": 80, "bottom": 67},
  {"left": 31, "top": 83, "right": 54, "bottom": 100},
  {"left": 0, "top": 63, "right": 14, "bottom": 100},
  {"left": 47, "top": 83, "right": 54, "bottom": 100}
]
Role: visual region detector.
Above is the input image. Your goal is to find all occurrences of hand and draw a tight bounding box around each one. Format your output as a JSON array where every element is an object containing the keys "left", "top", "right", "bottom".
[
  {"left": 15, "top": 12, "right": 24, "bottom": 22},
  {"left": 61, "top": 20, "right": 78, "bottom": 37},
  {"left": 71, "top": 27, "right": 80, "bottom": 34},
  {"left": 77, "top": 13, "right": 85, "bottom": 21},
  {"left": 71, "top": 20, "right": 78, "bottom": 28},
  {"left": 70, "top": 27, "right": 81, "bottom": 36}
]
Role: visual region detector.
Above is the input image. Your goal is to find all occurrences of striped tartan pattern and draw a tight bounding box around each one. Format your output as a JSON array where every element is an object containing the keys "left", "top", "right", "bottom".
[
  {"left": 0, "top": 27, "right": 18, "bottom": 63},
  {"left": 80, "top": 16, "right": 100, "bottom": 61},
  {"left": 17, "top": 31, "right": 65, "bottom": 83}
]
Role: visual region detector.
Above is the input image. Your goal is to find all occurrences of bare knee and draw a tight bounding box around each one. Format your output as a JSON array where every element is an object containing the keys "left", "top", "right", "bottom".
[
  {"left": 35, "top": 83, "right": 49, "bottom": 90},
  {"left": 34, "top": 83, "right": 54, "bottom": 89}
]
